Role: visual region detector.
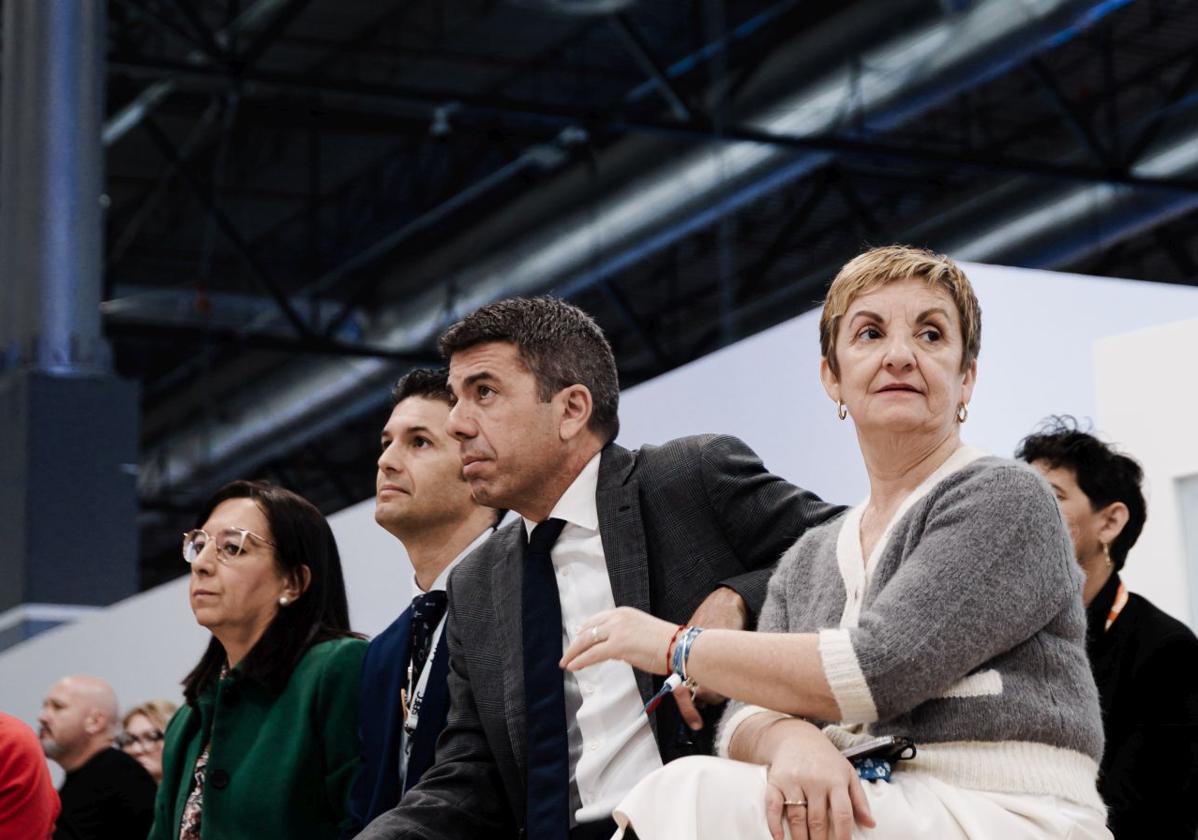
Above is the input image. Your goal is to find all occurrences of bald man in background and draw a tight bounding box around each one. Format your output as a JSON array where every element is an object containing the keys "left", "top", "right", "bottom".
[{"left": 38, "top": 675, "right": 155, "bottom": 840}]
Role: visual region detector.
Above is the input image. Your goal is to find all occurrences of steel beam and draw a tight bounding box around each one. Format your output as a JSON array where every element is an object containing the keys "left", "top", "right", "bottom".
[
  {"left": 137, "top": 0, "right": 1156, "bottom": 499},
  {"left": 107, "top": 54, "right": 1198, "bottom": 194}
]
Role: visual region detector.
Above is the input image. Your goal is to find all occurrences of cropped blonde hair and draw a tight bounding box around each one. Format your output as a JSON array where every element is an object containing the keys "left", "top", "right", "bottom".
[
  {"left": 122, "top": 699, "right": 177, "bottom": 733},
  {"left": 819, "top": 245, "right": 981, "bottom": 378}
]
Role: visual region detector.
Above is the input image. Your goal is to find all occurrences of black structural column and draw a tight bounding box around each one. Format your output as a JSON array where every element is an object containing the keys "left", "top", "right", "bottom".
[{"left": 0, "top": 0, "right": 139, "bottom": 651}]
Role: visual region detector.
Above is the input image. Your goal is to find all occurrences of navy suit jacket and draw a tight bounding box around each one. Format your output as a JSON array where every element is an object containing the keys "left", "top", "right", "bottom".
[{"left": 348, "top": 605, "right": 453, "bottom": 831}]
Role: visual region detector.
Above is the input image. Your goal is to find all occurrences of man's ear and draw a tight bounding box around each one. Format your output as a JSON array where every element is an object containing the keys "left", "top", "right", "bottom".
[
  {"left": 556, "top": 385, "right": 594, "bottom": 442},
  {"left": 83, "top": 710, "right": 108, "bottom": 736},
  {"left": 1096, "top": 501, "right": 1130, "bottom": 550}
]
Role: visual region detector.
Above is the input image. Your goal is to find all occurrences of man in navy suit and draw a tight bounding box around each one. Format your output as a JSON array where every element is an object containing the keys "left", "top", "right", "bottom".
[{"left": 348, "top": 368, "right": 501, "bottom": 831}]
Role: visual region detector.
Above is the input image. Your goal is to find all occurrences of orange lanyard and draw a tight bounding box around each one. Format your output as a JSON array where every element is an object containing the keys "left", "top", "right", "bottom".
[{"left": 1104, "top": 581, "right": 1128, "bottom": 632}]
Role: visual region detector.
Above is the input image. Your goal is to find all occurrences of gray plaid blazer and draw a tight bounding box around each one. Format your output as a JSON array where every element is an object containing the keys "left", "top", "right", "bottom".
[{"left": 356, "top": 435, "right": 842, "bottom": 840}]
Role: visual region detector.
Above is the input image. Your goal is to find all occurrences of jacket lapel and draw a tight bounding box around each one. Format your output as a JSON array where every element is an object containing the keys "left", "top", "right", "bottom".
[
  {"left": 491, "top": 522, "right": 529, "bottom": 772},
  {"left": 595, "top": 444, "right": 656, "bottom": 717}
]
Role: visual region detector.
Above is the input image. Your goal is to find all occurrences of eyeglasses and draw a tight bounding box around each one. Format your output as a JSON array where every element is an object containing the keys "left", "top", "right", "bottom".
[
  {"left": 117, "top": 729, "right": 164, "bottom": 749},
  {"left": 182, "top": 527, "right": 276, "bottom": 565}
]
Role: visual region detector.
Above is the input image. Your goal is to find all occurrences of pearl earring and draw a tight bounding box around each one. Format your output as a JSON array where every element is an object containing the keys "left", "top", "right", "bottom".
[{"left": 278, "top": 596, "right": 289, "bottom": 606}]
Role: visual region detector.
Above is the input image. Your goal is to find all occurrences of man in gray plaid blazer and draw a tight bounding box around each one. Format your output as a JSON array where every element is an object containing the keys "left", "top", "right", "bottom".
[{"left": 356, "top": 297, "right": 841, "bottom": 840}]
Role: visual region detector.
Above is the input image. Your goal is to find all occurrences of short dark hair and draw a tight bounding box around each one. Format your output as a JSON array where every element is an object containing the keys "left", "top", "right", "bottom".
[
  {"left": 438, "top": 297, "right": 620, "bottom": 442},
  {"left": 1015, "top": 417, "right": 1147, "bottom": 571},
  {"left": 392, "top": 367, "right": 451, "bottom": 407},
  {"left": 182, "top": 480, "right": 359, "bottom": 704}
]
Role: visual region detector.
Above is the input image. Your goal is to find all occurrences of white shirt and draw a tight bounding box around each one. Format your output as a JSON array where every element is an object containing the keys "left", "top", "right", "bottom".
[
  {"left": 521, "top": 453, "right": 663, "bottom": 825},
  {"left": 399, "top": 526, "right": 495, "bottom": 786}
]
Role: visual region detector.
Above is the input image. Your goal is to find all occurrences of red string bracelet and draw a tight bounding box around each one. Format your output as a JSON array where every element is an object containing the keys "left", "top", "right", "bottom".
[{"left": 665, "top": 624, "right": 686, "bottom": 674}]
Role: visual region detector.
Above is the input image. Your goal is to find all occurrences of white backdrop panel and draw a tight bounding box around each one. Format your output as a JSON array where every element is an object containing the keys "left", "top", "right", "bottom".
[{"left": 617, "top": 263, "right": 1198, "bottom": 516}]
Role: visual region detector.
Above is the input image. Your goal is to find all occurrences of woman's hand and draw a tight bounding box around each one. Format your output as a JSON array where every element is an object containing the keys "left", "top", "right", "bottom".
[
  {"left": 759, "top": 719, "right": 874, "bottom": 840},
  {"left": 559, "top": 606, "right": 676, "bottom": 676}
]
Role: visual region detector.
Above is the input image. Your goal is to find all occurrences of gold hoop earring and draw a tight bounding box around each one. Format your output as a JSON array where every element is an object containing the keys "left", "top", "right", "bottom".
[
  {"left": 837, "top": 401, "right": 847, "bottom": 421},
  {"left": 956, "top": 403, "right": 968, "bottom": 423}
]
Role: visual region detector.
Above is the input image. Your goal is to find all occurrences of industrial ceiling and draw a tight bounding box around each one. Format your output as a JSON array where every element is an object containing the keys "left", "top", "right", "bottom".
[{"left": 91, "top": 0, "right": 1198, "bottom": 587}]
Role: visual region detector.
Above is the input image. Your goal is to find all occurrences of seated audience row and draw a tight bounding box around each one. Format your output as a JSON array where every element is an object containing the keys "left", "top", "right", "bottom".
[{"left": 5, "top": 246, "right": 1194, "bottom": 840}]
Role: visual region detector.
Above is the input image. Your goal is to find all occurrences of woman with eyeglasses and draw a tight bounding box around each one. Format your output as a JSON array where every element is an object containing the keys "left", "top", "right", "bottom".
[
  {"left": 119, "top": 700, "right": 177, "bottom": 783},
  {"left": 148, "top": 480, "right": 366, "bottom": 840}
]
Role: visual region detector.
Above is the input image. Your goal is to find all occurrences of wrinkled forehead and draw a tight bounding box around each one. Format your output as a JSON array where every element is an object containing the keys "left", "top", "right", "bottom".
[
  {"left": 841, "top": 275, "right": 960, "bottom": 322},
  {"left": 447, "top": 341, "right": 530, "bottom": 386}
]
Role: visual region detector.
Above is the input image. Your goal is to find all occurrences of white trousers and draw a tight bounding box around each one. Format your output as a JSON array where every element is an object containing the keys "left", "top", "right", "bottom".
[{"left": 612, "top": 757, "right": 1111, "bottom": 840}]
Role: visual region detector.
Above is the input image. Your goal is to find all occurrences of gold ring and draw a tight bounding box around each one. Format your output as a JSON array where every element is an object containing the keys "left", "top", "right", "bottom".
[{"left": 783, "top": 799, "right": 807, "bottom": 807}]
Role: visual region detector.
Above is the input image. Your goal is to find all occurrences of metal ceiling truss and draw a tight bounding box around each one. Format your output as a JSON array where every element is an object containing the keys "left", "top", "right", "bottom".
[{"left": 103, "top": 0, "right": 1198, "bottom": 585}]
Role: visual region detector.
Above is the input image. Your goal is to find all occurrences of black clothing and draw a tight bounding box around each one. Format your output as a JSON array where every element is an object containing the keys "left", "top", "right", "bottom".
[
  {"left": 569, "top": 818, "right": 623, "bottom": 840},
  {"left": 54, "top": 747, "right": 155, "bottom": 840},
  {"left": 1086, "top": 573, "right": 1198, "bottom": 839}
]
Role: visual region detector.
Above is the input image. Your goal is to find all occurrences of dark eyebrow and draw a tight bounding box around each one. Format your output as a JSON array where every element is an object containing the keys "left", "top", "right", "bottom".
[
  {"left": 405, "top": 425, "right": 433, "bottom": 437},
  {"left": 461, "top": 371, "right": 496, "bottom": 388}
]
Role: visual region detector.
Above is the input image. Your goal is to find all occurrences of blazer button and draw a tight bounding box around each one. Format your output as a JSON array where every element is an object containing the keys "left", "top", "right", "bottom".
[{"left": 209, "top": 769, "right": 229, "bottom": 790}]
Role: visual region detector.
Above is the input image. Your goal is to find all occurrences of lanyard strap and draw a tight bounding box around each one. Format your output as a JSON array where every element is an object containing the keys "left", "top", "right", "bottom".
[{"left": 1105, "top": 581, "right": 1128, "bottom": 632}]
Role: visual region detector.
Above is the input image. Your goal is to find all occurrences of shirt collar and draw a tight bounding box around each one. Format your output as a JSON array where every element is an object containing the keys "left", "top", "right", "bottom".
[
  {"left": 521, "top": 450, "right": 602, "bottom": 537},
  {"left": 413, "top": 526, "right": 495, "bottom": 594}
]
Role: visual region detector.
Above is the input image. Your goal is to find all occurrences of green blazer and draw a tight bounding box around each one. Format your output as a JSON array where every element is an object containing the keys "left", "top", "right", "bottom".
[{"left": 149, "top": 637, "right": 367, "bottom": 840}]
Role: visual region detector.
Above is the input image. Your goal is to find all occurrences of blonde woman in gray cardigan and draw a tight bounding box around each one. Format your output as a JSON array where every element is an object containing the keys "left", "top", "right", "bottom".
[{"left": 562, "top": 246, "right": 1109, "bottom": 840}]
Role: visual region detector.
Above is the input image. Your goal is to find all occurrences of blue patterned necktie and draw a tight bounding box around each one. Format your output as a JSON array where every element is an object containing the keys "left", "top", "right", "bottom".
[
  {"left": 522, "top": 517, "right": 569, "bottom": 840},
  {"left": 408, "top": 590, "right": 449, "bottom": 688}
]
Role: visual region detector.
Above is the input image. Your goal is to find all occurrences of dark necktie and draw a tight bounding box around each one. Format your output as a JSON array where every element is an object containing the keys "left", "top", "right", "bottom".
[
  {"left": 522, "top": 517, "right": 569, "bottom": 840},
  {"left": 408, "top": 590, "right": 449, "bottom": 687}
]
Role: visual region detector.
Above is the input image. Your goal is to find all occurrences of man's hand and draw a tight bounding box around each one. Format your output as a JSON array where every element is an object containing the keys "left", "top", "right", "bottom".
[{"left": 674, "top": 587, "right": 748, "bottom": 729}]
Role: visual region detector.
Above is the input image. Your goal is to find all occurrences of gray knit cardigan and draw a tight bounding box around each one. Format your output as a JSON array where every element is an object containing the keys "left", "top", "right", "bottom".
[{"left": 719, "top": 448, "right": 1105, "bottom": 811}]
